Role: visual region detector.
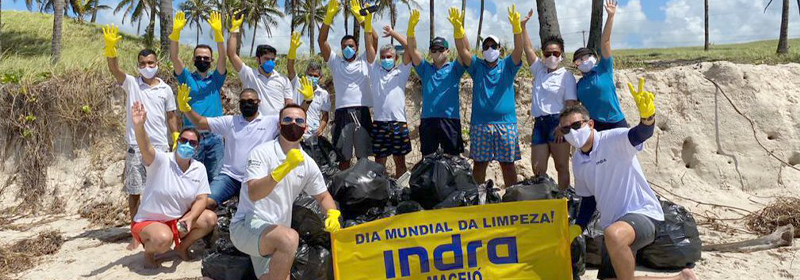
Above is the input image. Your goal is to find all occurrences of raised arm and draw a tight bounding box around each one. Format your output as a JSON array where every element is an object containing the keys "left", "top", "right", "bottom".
[
  {"left": 364, "top": 9, "right": 377, "bottom": 64},
  {"left": 521, "top": 9, "right": 538, "bottom": 65},
  {"left": 177, "top": 84, "right": 210, "bottom": 130},
  {"left": 384, "top": 26, "right": 411, "bottom": 65},
  {"left": 448, "top": 8, "right": 471, "bottom": 67},
  {"left": 601, "top": 0, "right": 617, "bottom": 59},
  {"left": 102, "top": 25, "right": 126, "bottom": 84},
  {"left": 209, "top": 11, "right": 227, "bottom": 75},
  {"left": 287, "top": 32, "right": 302, "bottom": 81},
  {"left": 508, "top": 5, "right": 524, "bottom": 66},
  {"left": 131, "top": 102, "right": 156, "bottom": 166},
  {"left": 227, "top": 13, "right": 246, "bottom": 72},
  {"left": 319, "top": 0, "right": 340, "bottom": 62},
  {"left": 169, "top": 11, "right": 187, "bottom": 75},
  {"left": 406, "top": 10, "right": 423, "bottom": 66},
  {"left": 627, "top": 78, "right": 656, "bottom": 147}
]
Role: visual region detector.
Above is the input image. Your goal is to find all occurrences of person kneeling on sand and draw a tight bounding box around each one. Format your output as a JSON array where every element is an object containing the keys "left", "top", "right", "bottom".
[
  {"left": 230, "top": 104, "right": 341, "bottom": 279},
  {"left": 129, "top": 101, "right": 217, "bottom": 268},
  {"left": 562, "top": 79, "right": 697, "bottom": 280}
]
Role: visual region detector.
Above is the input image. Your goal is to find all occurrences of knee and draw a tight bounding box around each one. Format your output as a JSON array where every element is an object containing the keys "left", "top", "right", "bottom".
[
  {"left": 604, "top": 224, "right": 632, "bottom": 248},
  {"left": 554, "top": 161, "right": 569, "bottom": 173},
  {"left": 196, "top": 211, "right": 218, "bottom": 230},
  {"left": 147, "top": 232, "right": 173, "bottom": 251},
  {"left": 274, "top": 227, "right": 300, "bottom": 252}
]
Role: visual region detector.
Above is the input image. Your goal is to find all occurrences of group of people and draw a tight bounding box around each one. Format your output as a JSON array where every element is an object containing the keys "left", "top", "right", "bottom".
[{"left": 101, "top": 0, "right": 697, "bottom": 279}]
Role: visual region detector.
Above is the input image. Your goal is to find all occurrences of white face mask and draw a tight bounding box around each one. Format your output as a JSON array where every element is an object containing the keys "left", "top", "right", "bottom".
[
  {"left": 545, "top": 55, "right": 562, "bottom": 70},
  {"left": 483, "top": 48, "right": 500, "bottom": 63},
  {"left": 578, "top": 56, "right": 597, "bottom": 73},
  {"left": 138, "top": 66, "right": 158, "bottom": 79},
  {"left": 564, "top": 125, "right": 592, "bottom": 149}
]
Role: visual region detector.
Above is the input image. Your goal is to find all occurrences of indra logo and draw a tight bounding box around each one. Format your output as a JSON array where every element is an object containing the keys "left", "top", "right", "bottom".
[{"left": 382, "top": 234, "right": 518, "bottom": 279}]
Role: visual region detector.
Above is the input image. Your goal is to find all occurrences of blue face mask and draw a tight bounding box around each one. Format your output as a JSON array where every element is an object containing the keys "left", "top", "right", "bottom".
[
  {"left": 260, "top": 60, "right": 276, "bottom": 74},
  {"left": 381, "top": 58, "right": 395, "bottom": 71},
  {"left": 176, "top": 143, "right": 195, "bottom": 159},
  {"left": 310, "top": 76, "right": 320, "bottom": 88},
  {"left": 343, "top": 46, "right": 356, "bottom": 60}
]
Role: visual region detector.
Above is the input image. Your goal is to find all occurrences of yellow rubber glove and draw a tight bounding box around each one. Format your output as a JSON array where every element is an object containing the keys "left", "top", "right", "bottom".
[
  {"left": 407, "top": 9, "right": 420, "bottom": 37},
  {"left": 169, "top": 11, "right": 187, "bottom": 42},
  {"left": 350, "top": 0, "right": 366, "bottom": 25},
  {"left": 172, "top": 132, "right": 180, "bottom": 151},
  {"left": 508, "top": 4, "right": 522, "bottom": 35},
  {"left": 628, "top": 77, "right": 656, "bottom": 119},
  {"left": 230, "top": 11, "right": 244, "bottom": 33},
  {"left": 299, "top": 76, "right": 314, "bottom": 101},
  {"left": 447, "top": 8, "right": 465, "bottom": 39},
  {"left": 177, "top": 83, "right": 192, "bottom": 113},
  {"left": 288, "top": 32, "right": 302, "bottom": 60},
  {"left": 363, "top": 4, "right": 374, "bottom": 33},
  {"left": 569, "top": 225, "right": 582, "bottom": 242},
  {"left": 324, "top": 209, "right": 342, "bottom": 233},
  {"left": 271, "top": 149, "right": 305, "bottom": 182},
  {"left": 102, "top": 24, "right": 122, "bottom": 58},
  {"left": 323, "top": 0, "right": 339, "bottom": 26},
  {"left": 208, "top": 11, "right": 224, "bottom": 43}
]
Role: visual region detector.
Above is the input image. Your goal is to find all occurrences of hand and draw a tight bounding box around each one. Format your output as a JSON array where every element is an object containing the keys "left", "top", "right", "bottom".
[
  {"left": 102, "top": 24, "right": 122, "bottom": 58},
  {"left": 315, "top": 129, "right": 324, "bottom": 137},
  {"left": 628, "top": 77, "right": 656, "bottom": 119},
  {"left": 323, "top": 0, "right": 340, "bottom": 26},
  {"left": 131, "top": 101, "right": 147, "bottom": 127},
  {"left": 382, "top": 26, "right": 394, "bottom": 38},
  {"left": 170, "top": 11, "right": 187, "bottom": 42},
  {"left": 364, "top": 4, "right": 374, "bottom": 33},
  {"left": 299, "top": 76, "right": 314, "bottom": 101},
  {"left": 271, "top": 149, "right": 305, "bottom": 182},
  {"left": 230, "top": 11, "right": 244, "bottom": 33},
  {"left": 177, "top": 83, "right": 193, "bottom": 113},
  {"left": 508, "top": 4, "right": 522, "bottom": 35},
  {"left": 447, "top": 8, "right": 465, "bottom": 39},
  {"left": 350, "top": 0, "right": 366, "bottom": 25},
  {"left": 605, "top": 0, "right": 617, "bottom": 16},
  {"left": 521, "top": 9, "right": 534, "bottom": 26},
  {"left": 288, "top": 32, "right": 303, "bottom": 60},
  {"left": 208, "top": 11, "right": 224, "bottom": 42},
  {"left": 172, "top": 132, "right": 180, "bottom": 151},
  {"left": 554, "top": 127, "right": 565, "bottom": 143},
  {"left": 407, "top": 9, "right": 420, "bottom": 37},
  {"left": 324, "top": 209, "right": 341, "bottom": 233},
  {"left": 178, "top": 216, "right": 193, "bottom": 233}
]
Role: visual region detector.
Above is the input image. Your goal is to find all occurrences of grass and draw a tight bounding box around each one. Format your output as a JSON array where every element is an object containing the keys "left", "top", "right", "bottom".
[{"left": 613, "top": 38, "right": 800, "bottom": 69}]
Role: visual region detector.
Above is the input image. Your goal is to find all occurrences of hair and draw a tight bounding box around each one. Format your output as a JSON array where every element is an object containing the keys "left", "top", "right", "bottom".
[
  {"left": 542, "top": 36, "right": 565, "bottom": 53},
  {"left": 194, "top": 44, "right": 213, "bottom": 56},
  {"left": 379, "top": 44, "right": 395, "bottom": 56},
  {"left": 137, "top": 49, "right": 157, "bottom": 59},
  {"left": 255, "top": 44, "right": 277, "bottom": 58},
  {"left": 240, "top": 88, "right": 258, "bottom": 98},
  {"left": 280, "top": 103, "right": 307, "bottom": 118},
  {"left": 559, "top": 104, "right": 591, "bottom": 121},
  {"left": 340, "top": 35, "right": 358, "bottom": 46},
  {"left": 573, "top": 47, "right": 596, "bottom": 62},
  {"left": 180, "top": 127, "right": 203, "bottom": 142},
  {"left": 306, "top": 61, "right": 322, "bottom": 74}
]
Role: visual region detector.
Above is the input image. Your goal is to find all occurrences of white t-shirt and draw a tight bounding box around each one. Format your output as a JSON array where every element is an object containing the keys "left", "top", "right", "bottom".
[
  {"left": 573, "top": 128, "right": 665, "bottom": 229},
  {"left": 233, "top": 140, "right": 327, "bottom": 226},
  {"left": 121, "top": 75, "right": 176, "bottom": 147},
  {"left": 239, "top": 65, "right": 293, "bottom": 116},
  {"left": 530, "top": 59, "right": 577, "bottom": 118},
  {"left": 207, "top": 114, "right": 279, "bottom": 182},
  {"left": 134, "top": 151, "right": 210, "bottom": 222},
  {"left": 368, "top": 61, "right": 412, "bottom": 122},
  {"left": 327, "top": 52, "right": 373, "bottom": 109},
  {"left": 291, "top": 77, "right": 331, "bottom": 136}
]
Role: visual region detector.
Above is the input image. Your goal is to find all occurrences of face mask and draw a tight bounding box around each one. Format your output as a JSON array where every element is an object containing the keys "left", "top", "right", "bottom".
[
  {"left": 310, "top": 76, "right": 320, "bottom": 88},
  {"left": 545, "top": 55, "right": 562, "bottom": 70},
  {"left": 280, "top": 123, "right": 305, "bottom": 142},
  {"left": 381, "top": 58, "right": 395, "bottom": 71},
  {"left": 564, "top": 125, "right": 592, "bottom": 149},
  {"left": 577, "top": 56, "right": 597, "bottom": 73},
  {"left": 483, "top": 48, "right": 500, "bottom": 63},
  {"left": 343, "top": 46, "right": 356, "bottom": 60},
  {"left": 239, "top": 100, "right": 259, "bottom": 118},
  {"left": 176, "top": 142, "right": 196, "bottom": 159},
  {"left": 432, "top": 52, "right": 448, "bottom": 64},
  {"left": 194, "top": 60, "right": 211, "bottom": 73},
  {"left": 260, "top": 60, "right": 276, "bottom": 74},
  {"left": 138, "top": 66, "right": 158, "bottom": 79}
]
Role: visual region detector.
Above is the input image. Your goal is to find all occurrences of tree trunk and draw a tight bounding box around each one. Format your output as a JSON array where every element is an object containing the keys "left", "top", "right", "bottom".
[
  {"left": 390, "top": 3, "right": 396, "bottom": 45},
  {"left": 429, "top": 0, "right": 434, "bottom": 42},
  {"left": 90, "top": 0, "right": 99, "bottom": 22},
  {"left": 51, "top": 0, "right": 64, "bottom": 65},
  {"left": 704, "top": 0, "right": 709, "bottom": 51},
  {"left": 196, "top": 28, "right": 200, "bottom": 45},
  {"left": 777, "top": 0, "right": 789, "bottom": 54},
  {"left": 535, "top": 0, "right": 562, "bottom": 48},
  {"left": 343, "top": 0, "right": 349, "bottom": 35},
  {"left": 352, "top": 17, "right": 360, "bottom": 43},
  {"left": 145, "top": 2, "right": 157, "bottom": 49},
  {"left": 290, "top": 0, "right": 296, "bottom": 34},
  {"left": 587, "top": 0, "right": 603, "bottom": 51},
  {"left": 1, "top": 0, "right": 3, "bottom": 52},
  {"left": 475, "top": 0, "right": 484, "bottom": 50},
  {"left": 160, "top": 0, "right": 173, "bottom": 59},
  {"left": 460, "top": 0, "right": 465, "bottom": 28},
  {"left": 250, "top": 20, "right": 259, "bottom": 56},
  {"left": 310, "top": 20, "right": 316, "bottom": 55}
]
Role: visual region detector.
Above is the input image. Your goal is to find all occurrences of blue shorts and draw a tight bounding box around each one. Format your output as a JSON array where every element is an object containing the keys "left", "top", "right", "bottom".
[
  {"left": 371, "top": 121, "right": 412, "bottom": 158},
  {"left": 209, "top": 173, "right": 242, "bottom": 205},
  {"left": 531, "top": 114, "right": 560, "bottom": 145},
  {"left": 469, "top": 123, "right": 521, "bottom": 163}
]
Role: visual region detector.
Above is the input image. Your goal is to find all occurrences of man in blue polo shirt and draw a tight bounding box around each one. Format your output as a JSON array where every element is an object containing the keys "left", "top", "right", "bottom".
[
  {"left": 451, "top": 6, "right": 525, "bottom": 187},
  {"left": 169, "top": 11, "right": 227, "bottom": 182}
]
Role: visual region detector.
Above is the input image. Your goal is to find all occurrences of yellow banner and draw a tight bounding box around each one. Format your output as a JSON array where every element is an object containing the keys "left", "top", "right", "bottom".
[{"left": 332, "top": 199, "right": 574, "bottom": 280}]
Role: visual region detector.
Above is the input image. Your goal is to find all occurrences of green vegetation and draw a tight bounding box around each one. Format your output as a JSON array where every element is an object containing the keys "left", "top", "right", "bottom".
[{"left": 612, "top": 39, "right": 800, "bottom": 69}]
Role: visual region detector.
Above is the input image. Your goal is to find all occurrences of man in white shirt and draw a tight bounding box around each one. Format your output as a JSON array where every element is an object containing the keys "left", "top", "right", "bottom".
[
  {"left": 364, "top": 14, "right": 414, "bottom": 178},
  {"left": 318, "top": 0, "right": 379, "bottom": 170},
  {"left": 231, "top": 104, "right": 341, "bottom": 280},
  {"left": 226, "top": 14, "right": 293, "bottom": 116},
  {"left": 560, "top": 79, "right": 696, "bottom": 280},
  {"left": 286, "top": 33, "right": 332, "bottom": 140},
  {"left": 128, "top": 102, "right": 217, "bottom": 269},
  {"left": 178, "top": 86, "right": 279, "bottom": 209},
  {"left": 102, "top": 25, "right": 180, "bottom": 250}
]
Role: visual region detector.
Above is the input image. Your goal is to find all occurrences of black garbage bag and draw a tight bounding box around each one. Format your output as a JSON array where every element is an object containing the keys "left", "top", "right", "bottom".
[
  {"left": 483, "top": 180, "right": 503, "bottom": 204},
  {"left": 396, "top": 201, "right": 424, "bottom": 214},
  {"left": 571, "top": 235, "right": 587, "bottom": 280},
  {"left": 434, "top": 188, "right": 480, "bottom": 209},
  {"left": 387, "top": 180, "right": 411, "bottom": 206},
  {"left": 584, "top": 212, "right": 604, "bottom": 268},
  {"left": 301, "top": 136, "right": 339, "bottom": 181},
  {"left": 201, "top": 251, "right": 257, "bottom": 280},
  {"left": 410, "top": 153, "right": 477, "bottom": 209},
  {"left": 330, "top": 159, "right": 391, "bottom": 219},
  {"left": 292, "top": 243, "right": 334, "bottom": 280},
  {"left": 503, "top": 175, "right": 559, "bottom": 202},
  {"left": 637, "top": 199, "right": 702, "bottom": 270},
  {"left": 291, "top": 193, "right": 331, "bottom": 247}
]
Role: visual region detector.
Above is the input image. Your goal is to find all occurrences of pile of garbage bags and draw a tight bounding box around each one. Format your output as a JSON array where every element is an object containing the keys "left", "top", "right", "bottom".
[
  {"left": 329, "top": 159, "right": 392, "bottom": 220},
  {"left": 637, "top": 199, "right": 702, "bottom": 269},
  {"left": 290, "top": 193, "right": 335, "bottom": 280},
  {"left": 201, "top": 197, "right": 258, "bottom": 280},
  {"left": 300, "top": 136, "right": 339, "bottom": 183},
  {"left": 409, "top": 153, "right": 500, "bottom": 209}
]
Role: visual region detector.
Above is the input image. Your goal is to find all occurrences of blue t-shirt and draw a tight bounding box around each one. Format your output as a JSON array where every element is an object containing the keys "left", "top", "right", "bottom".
[
  {"left": 466, "top": 55, "right": 521, "bottom": 124},
  {"left": 415, "top": 60, "right": 466, "bottom": 119},
  {"left": 576, "top": 56, "right": 625, "bottom": 123},
  {"left": 175, "top": 67, "right": 226, "bottom": 127}
]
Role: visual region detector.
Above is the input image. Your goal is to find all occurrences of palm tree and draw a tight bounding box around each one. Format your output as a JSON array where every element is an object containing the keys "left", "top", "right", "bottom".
[
  {"left": 144, "top": 0, "right": 157, "bottom": 49},
  {"left": 284, "top": 0, "right": 297, "bottom": 34},
  {"left": 160, "top": 0, "right": 174, "bottom": 58},
  {"left": 429, "top": 0, "right": 434, "bottom": 42},
  {"left": 765, "top": 0, "right": 790, "bottom": 54},
  {"left": 475, "top": 0, "right": 485, "bottom": 50},
  {"left": 371, "top": 0, "right": 419, "bottom": 44},
  {"left": 114, "top": 0, "right": 157, "bottom": 47},
  {"left": 51, "top": 0, "right": 64, "bottom": 64},
  {"left": 704, "top": 0, "right": 709, "bottom": 51},
  {"left": 243, "top": 0, "right": 285, "bottom": 56},
  {"left": 180, "top": 0, "right": 210, "bottom": 45},
  {"left": 587, "top": 0, "right": 603, "bottom": 50},
  {"left": 291, "top": 0, "right": 325, "bottom": 54},
  {"left": 535, "top": 0, "right": 562, "bottom": 48}
]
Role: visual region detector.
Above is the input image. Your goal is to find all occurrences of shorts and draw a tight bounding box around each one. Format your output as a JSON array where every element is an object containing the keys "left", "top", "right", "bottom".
[
  {"left": 419, "top": 118, "right": 464, "bottom": 156},
  {"left": 371, "top": 121, "right": 412, "bottom": 158},
  {"left": 469, "top": 123, "right": 521, "bottom": 163},
  {"left": 209, "top": 173, "right": 243, "bottom": 205},
  {"left": 124, "top": 144, "right": 169, "bottom": 195},
  {"left": 594, "top": 119, "right": 629, "bottom": 132},
  {"left": 231, "top": 214, "right": 276, "bottom": 278},
  {"left": 597, "top": 213, "right": 659, "bottom": 279},
  {"left": 332, "top": 106, "right": 373, "bottom": 162},
  {"left": 130, "top": 220, "right": 181, "bottom": 248},
  {"left": 531, "top": 114, "right": 561, "bottom": 145}
]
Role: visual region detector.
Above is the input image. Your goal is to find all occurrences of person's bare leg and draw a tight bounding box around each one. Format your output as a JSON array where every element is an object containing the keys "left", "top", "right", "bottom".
[
  {"left": 175, "top": 210, "right": 217, "bottom": 260},
  {"left": 205, "top": 197, "right": 218, "bottom": 210},
  {"left": 550, "top": 142, "right": 571, "bottom": 190},
  {"left": 499, "top": 162, "right": 517, "bottom": 187},
  {"left": 605, "top": 222, "right": 698, "bottom": 280},
  {"left": 127, "top": 195, "right": 141, "bottom": 250},
  {"left": 530, "top": 144, "right": 550, "bottom": 177},
  {"left": 256, "top": 226, "right": 300, "bottom": 280},
  {"left": 393, "top": 155, "right": 407, "bottom": 179},
  {"left": 138, "top": 223, "right": 174, "bottom": 269},
  {"left": 473, "top": 161, "right": 489, "bottom": 184},
  {"left": 375, "top": 157, "right": 388, "bottom": 168}
]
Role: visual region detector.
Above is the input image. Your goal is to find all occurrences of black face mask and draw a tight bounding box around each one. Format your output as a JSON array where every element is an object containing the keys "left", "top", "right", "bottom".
[
  {"left": 194, "top": 60, "right": 211, "bottom": 73},
  {"left": 280, "top": 123, "right": 305, "bottom": 142},
  {"left": 239, "top": 101, "right": 259, "bottom": 118}
]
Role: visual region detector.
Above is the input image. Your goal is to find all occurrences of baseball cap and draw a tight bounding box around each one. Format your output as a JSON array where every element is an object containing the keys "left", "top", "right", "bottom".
[
  {"left": 430, "top": 37, "right": 450, "bottom": 50},
  {"left": 483, "top": 35, "right": 501, "bottom": 46}
]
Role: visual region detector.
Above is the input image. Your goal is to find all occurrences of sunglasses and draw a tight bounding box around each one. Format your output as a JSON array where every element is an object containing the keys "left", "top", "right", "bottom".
[
  {"left": 281, "top": 117, "right": 307, "bottom": 126},
  {"left": 482, "top": 44, "right": 499, "bottom": 51},
  {"left": 179, "top": 137, "right": 199, "bottom": 147},
  {"left": 240, "top": 99, "right": 260, "bottom": 104},
  {"left": 195, "top": 56, "right": 212, "bottom": 62},
  {"left": 559, "top": 120, "right": 587, "bottom": 135},
  {"left": 430, "top": 48, "right": 445, "bottom": 54},
  {"left": 544, "top": 51, "right": 562, "bottom": 58}
]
